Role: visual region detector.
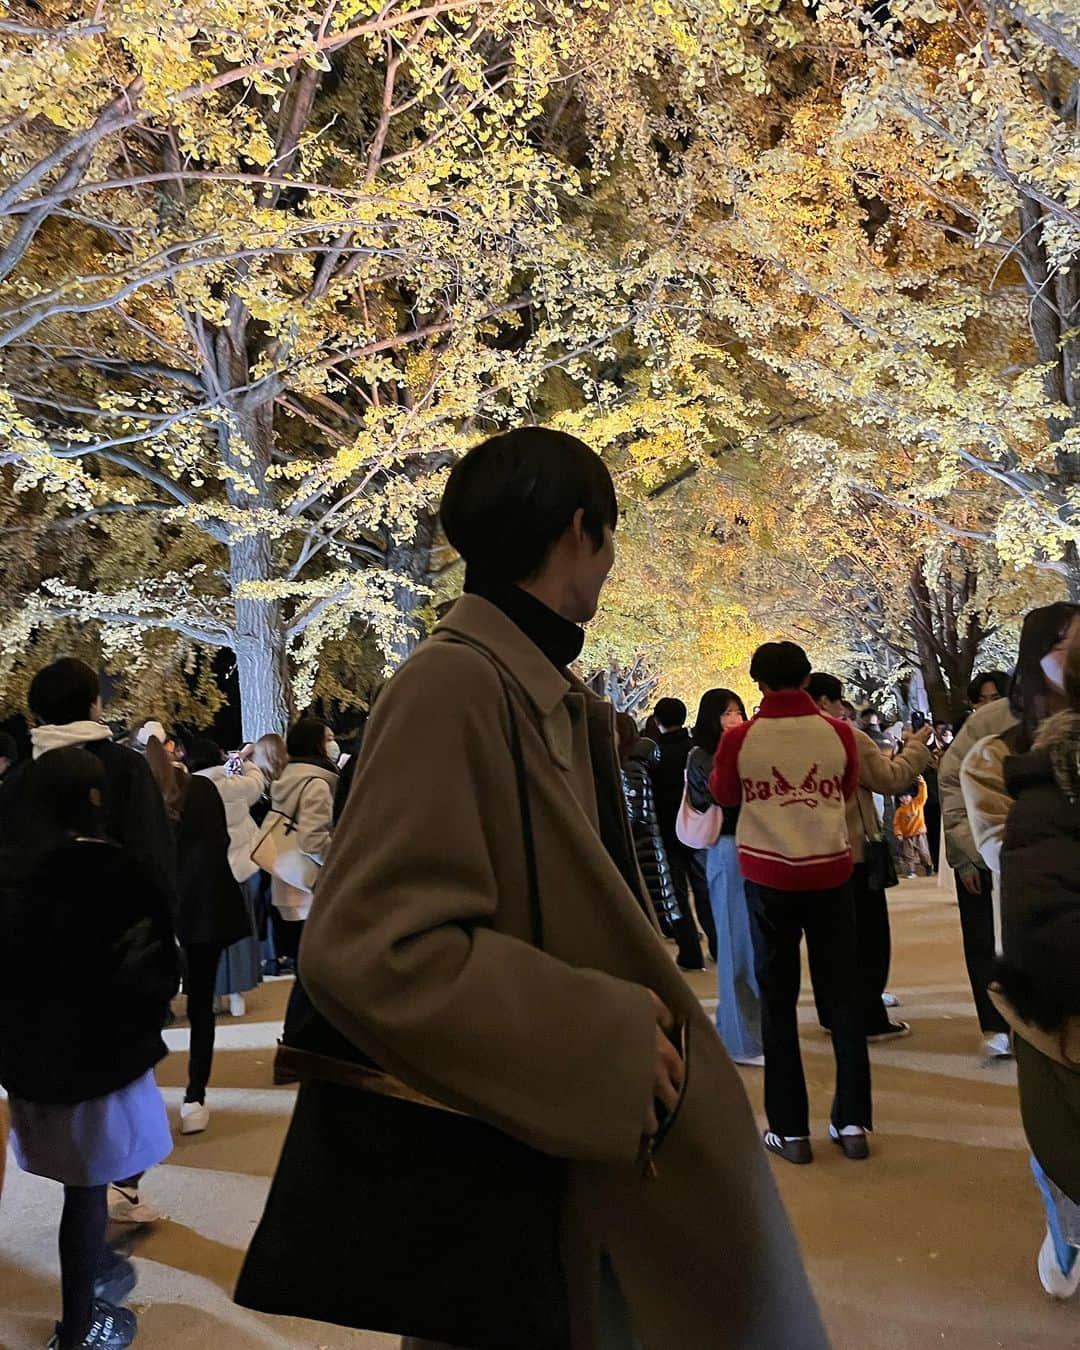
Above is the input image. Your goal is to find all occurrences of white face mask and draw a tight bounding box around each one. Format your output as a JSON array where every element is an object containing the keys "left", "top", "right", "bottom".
[{"left": 326, "top": 739, "right": 341, "bottom": 764}]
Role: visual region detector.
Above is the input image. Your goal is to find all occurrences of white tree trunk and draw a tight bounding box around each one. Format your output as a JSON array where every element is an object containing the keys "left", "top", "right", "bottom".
[{"left": 230, "top": 531, "right": 289, "bottom": 740}]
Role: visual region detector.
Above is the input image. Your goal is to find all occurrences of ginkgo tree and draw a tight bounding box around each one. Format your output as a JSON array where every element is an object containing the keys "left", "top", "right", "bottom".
[{"left": 0, "top": 0, "right": 798, "bottom": 735}]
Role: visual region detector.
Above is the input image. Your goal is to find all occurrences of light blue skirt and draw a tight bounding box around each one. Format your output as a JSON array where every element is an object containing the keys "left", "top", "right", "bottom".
[
  {"left": 9, "top": 1069, "right": 172, "bottom": 1187},
  {"left": 705, "top": 836, "right": 763, "bottom": 1061},
  {"left": 215, "top": 874, "right": 264, "bottom": 996}
]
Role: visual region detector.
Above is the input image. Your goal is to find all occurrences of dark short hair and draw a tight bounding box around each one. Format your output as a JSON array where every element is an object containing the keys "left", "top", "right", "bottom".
[
  {"left": 28, "top": 658, "right": 101, "bottom": 726},
  {"left": 807, "top": 672, "right": 844, "bottom": 704},
  {"left": 0, "top": 731, "right": 16, "bottom": 763},
  {"left": 692, "top": 689, "right": 747, "bottom": 755},
  {"left": 287, "top": 716, "right": 331, "bottom": 760},
  {"left": 186, "top": 737, "right": 223, "bottom": 774},
  {"left": 654, "top": 697, "right": 687, "bottom": 729},
  {"left": 441, "top": 427, "right": 618, "bottom": 588},
  {"left": 967, "top": 670, "right": 1010, "bottom": 704},
  {"left": 749, "top": 642, "right": 812, "bottom": 691}
]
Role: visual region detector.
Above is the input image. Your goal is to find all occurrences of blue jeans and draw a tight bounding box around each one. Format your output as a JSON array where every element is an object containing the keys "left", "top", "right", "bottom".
[
  {"left": 1032, "top": 1155, "right": 1080, "bottom": 1275},
  {"left": 705, "top": 837, "right": 762, "bottom": 1060}
]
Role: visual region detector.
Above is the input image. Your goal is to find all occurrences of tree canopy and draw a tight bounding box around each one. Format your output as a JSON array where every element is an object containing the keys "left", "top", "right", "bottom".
[{"left": 1, "top": 0, "right": 1076, "bottom": 730}]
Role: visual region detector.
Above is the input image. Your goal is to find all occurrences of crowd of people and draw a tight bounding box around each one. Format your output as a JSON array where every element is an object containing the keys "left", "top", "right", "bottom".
[{"left": 0, "top": 425, "right": 1077, "bottom": 1349}]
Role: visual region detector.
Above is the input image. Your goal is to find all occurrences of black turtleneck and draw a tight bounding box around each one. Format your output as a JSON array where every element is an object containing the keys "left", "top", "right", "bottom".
[{"left": 466, "top": 581, "right": 585, "bottom": 671}]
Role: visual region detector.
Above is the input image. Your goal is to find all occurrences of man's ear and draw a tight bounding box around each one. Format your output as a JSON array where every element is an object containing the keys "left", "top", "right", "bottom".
[{"left": 89, "top": 787, "right": 103, "bottom": 808}]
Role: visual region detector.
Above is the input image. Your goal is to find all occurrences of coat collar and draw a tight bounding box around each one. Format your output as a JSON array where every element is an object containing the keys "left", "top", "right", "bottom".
[
  {"left": 434, "top": 594, "right": 573, "bottom": 717},
  {"left": 757, "top": 690, "right": 820, "bottom": 719}
]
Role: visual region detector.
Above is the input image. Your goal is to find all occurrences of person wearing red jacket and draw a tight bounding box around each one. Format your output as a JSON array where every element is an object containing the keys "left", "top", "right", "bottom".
[{"left": 710, "top": 641, "right": 872, "bottom": 1166}]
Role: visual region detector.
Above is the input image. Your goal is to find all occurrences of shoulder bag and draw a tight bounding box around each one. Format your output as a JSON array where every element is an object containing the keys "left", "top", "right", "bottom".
[
  {"left": 857, "top": 789, "right": 898, "bottom": 892},
  {"left": 234, "top": 679, "right": 570, "bottom": 1350},
  {"left": 676, "top": 773, "right": 724, "bottom": 850},
  {"left": 250, "top": 777, "right": 322, "bottom": 893}
]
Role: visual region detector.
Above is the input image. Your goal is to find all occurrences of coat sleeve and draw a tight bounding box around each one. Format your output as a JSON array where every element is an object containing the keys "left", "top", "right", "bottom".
[
  {"left": 297, "top": 778, "right": 334, "bottom": 862},
  {"left": 961, "top": 736, "right": 1012, "bottom": 877},
  {"left": 858, "top": 731, "right": 931, "bottom": 795},
  {"left": 238, "top": 763, "right": 265, "bottom": 808},
  {"left": 709, "top": 722, "right": 748, "bottom": 806},
  {"left": 830, "top": 718, "right": 859, "bottom": 799},
  {"left": 300, "top": 643, "right": 658, "bottom": 1166},
  {"left": 940, "top": 718, "right": 990, "bottom": 870}
]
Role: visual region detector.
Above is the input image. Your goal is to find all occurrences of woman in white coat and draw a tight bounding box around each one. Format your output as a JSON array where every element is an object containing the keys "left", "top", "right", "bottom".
[
  {"left": 269, "top": 719, "right": 339, "bottom": 948},
  {"left": 189, "top": 738, "right": 265, "bottom": 1017}
]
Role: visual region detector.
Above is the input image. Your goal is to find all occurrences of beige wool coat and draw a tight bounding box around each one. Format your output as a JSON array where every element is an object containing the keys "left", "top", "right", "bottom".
[
  {"left": 301, "top": 595, "right": 829, "bottom": 1350},
  {"left": 847, "top": 728, "right": 932, "bottom": 864}
]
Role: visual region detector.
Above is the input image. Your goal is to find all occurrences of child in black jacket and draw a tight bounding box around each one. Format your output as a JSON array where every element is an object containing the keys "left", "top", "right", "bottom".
[{"left": 0, "top": 748, "right": 179, "bottom": 1349}]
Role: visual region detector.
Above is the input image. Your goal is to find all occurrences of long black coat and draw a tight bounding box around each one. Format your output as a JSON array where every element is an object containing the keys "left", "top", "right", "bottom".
[
  {"left": 173, "top": 773, "right": 250, "bottom": 949},
  {"left": 621, "top": 742, "right": 681, "bottom": 928},
  {"left": 648, "top": 728, "right": 692, "bottom": 843},
  {"left": 999, "top": 743, "right": 1080, "bottom": 1021},
  {"left": 0, "top": 839, "right": 179, "bottom": 1104}
]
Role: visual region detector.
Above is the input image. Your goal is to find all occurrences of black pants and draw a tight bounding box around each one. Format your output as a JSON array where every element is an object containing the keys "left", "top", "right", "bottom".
[
  {"left": 664, "top": 834, "right": 717, "bottom": 965},
  {"left": 183, "top": 943, "right": 224, "bottom": 1103},
  {"left": 271, "top": 909, "right": 303, "bottom": 963},
  {"left": 685, "top": 847, "right": 718, "bottom": 961},
  {"left": 955, "top": 870, "right": 1009, "bottom": 1034},
  {"left": 813, "top": 864, "right": 893, "bottom": 1035},
  {"left": 924, "top": 803, "right": 942, "bottom": 871},
  {"left": 747, "top": 882, "right": 872, "bottom": 1138},
  {"left": 58, "top": 1184, "right": 107, "bottom": 1347}
]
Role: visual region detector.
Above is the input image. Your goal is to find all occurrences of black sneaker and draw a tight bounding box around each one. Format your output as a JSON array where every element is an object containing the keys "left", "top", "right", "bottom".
[
  {"left": 47, "top": 1300, "right": 137, "bottom": 1349},
  {"left": 867, "top": 1020, "right": 911, "bottom": 1043},
  {"left": 94, "top": 1252, "right": 136, "bottom": 1305},
  {"left": 830, "top": 1125, "right": 871, "bottom": 1160},
  {"left": 763, "top": 1131, "right": 813, "bottom": 1165}
]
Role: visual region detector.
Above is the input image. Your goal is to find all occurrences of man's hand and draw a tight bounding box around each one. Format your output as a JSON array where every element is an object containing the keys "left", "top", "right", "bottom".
[
  {"left": 902, "top": 725, "right": 934, "bottom": 747},
  {"left": 644, "top": 992, "right": 685, "bottom": 1136},
  {"left": 957, "top": 863, "right": 982, "bottom": 896}
]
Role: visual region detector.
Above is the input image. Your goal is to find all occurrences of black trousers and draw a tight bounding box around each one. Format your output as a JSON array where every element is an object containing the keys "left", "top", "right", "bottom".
[
  {"left": 663, "top": 833, "right": 705, "bottom": 968},
  {"left": 955, "top": 870, "right": 1009, "bottom": 1034},
  {"left": 924, "top": 803, "right": 942, "bottom": 872},
  {"left": 746, "top": 881, "right": 872, "bottom": 1138},
  {"left": 58, "top": 1184, "right": 107, "bottom": 1347},
  {"left": 183, "top": 943, "right": 224, "bottom": 1103},
  {"left": 813, "top": 864, "right": 893, "bottom": 1035},
  {"left": 664, "top": 833, "right": 718, "bottom": 965}
]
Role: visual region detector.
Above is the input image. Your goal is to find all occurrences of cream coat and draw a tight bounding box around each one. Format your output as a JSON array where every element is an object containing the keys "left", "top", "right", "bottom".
[
  {"left": 938, "top": 699, "right": 1017, "bottom": 871},
  {"left": 301, "top": 596, "right": 828, "bottom": 1350},
  {"left": 961, "top": 732, "right": 1016, "bottom": 951},
  {"left": 199, "top": 762, "right": 265, "bottom": 883}
]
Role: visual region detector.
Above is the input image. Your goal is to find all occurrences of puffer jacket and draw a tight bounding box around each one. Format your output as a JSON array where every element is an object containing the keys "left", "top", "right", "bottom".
[
  {"left": 269, "top": 759, "right": 338, "bottom": 921},
  {"left": 999, "top": 711, "right": 1080, "bottom": 1015},
  {"left": 994, "top": 709, "right": 1080, "bottom": 1202},
  {"left": 198, "top": 762, "right": 265, "bottom": 883},
  {"left": 620, "top": 739, "right": 681, "bottom": 929}
]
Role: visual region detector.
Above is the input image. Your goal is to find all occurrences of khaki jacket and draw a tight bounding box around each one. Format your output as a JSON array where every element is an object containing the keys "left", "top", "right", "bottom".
[
  {"left": 938, "top": 700, "right": 1018, "bottom": 870},
  {"left": 301, "top": 595, "right": 828, "bottom": 1350},
  {"left": 848, "top": 729, "right": 931, "bottom": 862}
]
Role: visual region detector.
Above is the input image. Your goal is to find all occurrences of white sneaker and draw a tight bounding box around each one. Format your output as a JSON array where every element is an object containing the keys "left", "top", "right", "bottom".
[
  {"left": 180, "top": 1101, "right": 210, "bottom": 1135},
  {"left": 984, "top": 1032, "right": 1013, "bottom": 1060},
  {"left": 1038, "top": 1229, "right": 1080, "bottom": 1299},
  {"left": 732, "top": 1054, "right": 766, "bottom": 1066},
  {"left": 107, "top": 1184, "right": 163, "bottom": 1225},
  {"left": 228, "top": 993, "right": 246, "bottom": 1017},
  {"left": 882, "top": 992, "right": 901, "bottom": 1008}
]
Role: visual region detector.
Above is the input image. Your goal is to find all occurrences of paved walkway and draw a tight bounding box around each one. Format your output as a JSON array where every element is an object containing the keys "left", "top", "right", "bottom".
[{"left": 2, "top": 876, "right": 1076, "bottom": 1347}]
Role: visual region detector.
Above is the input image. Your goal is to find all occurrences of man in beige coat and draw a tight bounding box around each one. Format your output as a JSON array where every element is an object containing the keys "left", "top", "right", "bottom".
[
  {"left": 299, "top": 429, "right": 829, "bottom": 1349},
  {"left": 808, "top": 674, "right": 932, "bottom": 1040}
]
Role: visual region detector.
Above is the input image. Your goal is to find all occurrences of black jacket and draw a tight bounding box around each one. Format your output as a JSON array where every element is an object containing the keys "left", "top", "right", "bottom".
[
  {"left": 173, "top": 773, "right": 251, "bottom": 948},
  {"left": 621, "top": 741, "right": 681, "bottom": 928},
  {"left": 0, "top": 839, "right": 180, "bottom": 1104},
  {"left": 999, "top": 735, "right": 1080, "bottom": 1027},
  {"left": 686, "top": 746, "right": 739, "bottom": 835},
  {"left": 0, "top": 739, "right": 174, "bottom": 890},
  {"left": 649, "top": 728, "right": 692, "bottom": 841}
]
